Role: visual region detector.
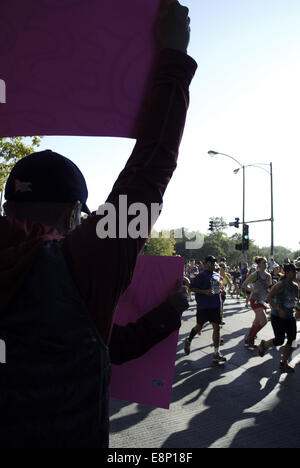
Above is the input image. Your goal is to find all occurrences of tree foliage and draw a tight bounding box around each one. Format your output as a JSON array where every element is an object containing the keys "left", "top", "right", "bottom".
[
  {"left": 144, "top": 231, "right": 175, "bottom": 256},
  {"left": 172, "top": 227, "right": 296, "bottom": 266},
  {"left": 0, "top": 136, "right": 43, "bottom": 192}
]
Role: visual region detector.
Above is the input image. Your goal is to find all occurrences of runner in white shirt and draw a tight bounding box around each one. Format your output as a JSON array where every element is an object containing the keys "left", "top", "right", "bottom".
[{"left": 242, "top": 256, "right": 272, "bottom": 349}]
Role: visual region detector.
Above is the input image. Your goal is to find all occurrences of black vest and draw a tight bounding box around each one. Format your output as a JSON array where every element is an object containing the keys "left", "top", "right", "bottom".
[{"left": 0, "top": 241, "right": 110, "bottom": 448}]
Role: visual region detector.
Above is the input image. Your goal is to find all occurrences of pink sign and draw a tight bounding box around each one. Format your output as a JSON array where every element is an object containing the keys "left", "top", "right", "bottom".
[
  {"left": 109, "top": 255, "right": 184, "bottom": 409},
  {"left": 0, "top": 0, "right": 164, "bottom": 138}
]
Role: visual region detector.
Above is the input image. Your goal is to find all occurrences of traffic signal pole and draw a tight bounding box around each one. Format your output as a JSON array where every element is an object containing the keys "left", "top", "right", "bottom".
[
  {"left": 242, "top": 165, "right": 246, "bottom": 260},
  {"left": 270, "top": 162, "right": 274, "bottom": 257}
]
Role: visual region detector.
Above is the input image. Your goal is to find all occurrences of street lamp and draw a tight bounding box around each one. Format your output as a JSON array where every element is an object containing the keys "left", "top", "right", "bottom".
[
  {"left": 208, "top": 150, "right": 274, "bottom": 257},
  {"left": 233, "top": 163, "right": 274, "bottom": 257},
  {"left": 208, "top": 150, "right": 246, "bottom": 254}
]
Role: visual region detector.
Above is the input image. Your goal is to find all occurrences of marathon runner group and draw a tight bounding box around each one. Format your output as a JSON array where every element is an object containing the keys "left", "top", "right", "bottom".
[{"left": 184, "top": 256, "right": 300, "bottom": 373}]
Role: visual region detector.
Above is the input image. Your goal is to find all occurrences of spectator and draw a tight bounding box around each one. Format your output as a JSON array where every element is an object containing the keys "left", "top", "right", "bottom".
[{"left": 0, "top": 0, "right": 196, "bottom": 448}]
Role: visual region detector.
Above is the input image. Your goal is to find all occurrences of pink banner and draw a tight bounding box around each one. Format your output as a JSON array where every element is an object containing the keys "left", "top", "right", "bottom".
[
  {"left": 0, "top": 0, "right": 163, "bottom": 138},
  {"left": 109, "top": 255, "right": 184, "bottom": 409}
]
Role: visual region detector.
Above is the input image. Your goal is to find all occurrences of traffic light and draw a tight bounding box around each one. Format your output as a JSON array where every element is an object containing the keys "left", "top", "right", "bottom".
[
  {"left": 209, "top": 220, "right": 214, "bottom": 232},
  {"left": 242, "top": 224, "right": 249, "bottom": 250},
  {"left": 234, "top": 217, "right": 240, "bottom": 228}
]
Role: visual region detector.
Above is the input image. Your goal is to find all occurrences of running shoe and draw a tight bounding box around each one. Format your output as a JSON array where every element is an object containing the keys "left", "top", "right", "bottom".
[
  {"left": 184, "top": 338, "right": 191, "bottom": 355},
  {"left": 258, "top": 340, "right": 267, "bottom": 357},
  {"left": 280, "top": 362, "right": 295, "bottom": 374},
  {"left": 213, "top": 352, "right": 227, "bottom": 363},
  {"left": 244, "top": 336, "right": 257, "bottom": 349}
]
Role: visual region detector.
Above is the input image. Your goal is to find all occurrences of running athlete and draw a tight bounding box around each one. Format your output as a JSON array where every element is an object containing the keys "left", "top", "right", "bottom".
[
  {"left": 295, "top": 259, "right": 300, "bottom": 319},
  {"left": 242, "top": 256, "right": 272, "bottom": 348},
  {"left": 244, "top": 264, "right": 256, "bottom": 308},
  {"left": 258, "top": 263, "right": 300, "bottom": 373},
  {"left": 231, "top": 266, "right": 241, "bottom": 299},
  {"left": 219, "top": 262, "right": 232, "bottom": 325},
  {"left": 184, "top": 256, "right": 226, "bottom": 363},
  {"left": 185, "top": 259, "right": 199, "bottom": 301}
]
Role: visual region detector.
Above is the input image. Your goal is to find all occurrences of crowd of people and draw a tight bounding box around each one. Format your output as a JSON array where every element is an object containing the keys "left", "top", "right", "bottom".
[{"left": 184, "top": 256, "right": 300, "bottom": 373}]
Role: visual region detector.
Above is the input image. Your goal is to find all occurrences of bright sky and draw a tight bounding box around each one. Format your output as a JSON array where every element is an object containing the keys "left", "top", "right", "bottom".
[{"left": 30, "top": 0, "right": 300, "bottom": 252}]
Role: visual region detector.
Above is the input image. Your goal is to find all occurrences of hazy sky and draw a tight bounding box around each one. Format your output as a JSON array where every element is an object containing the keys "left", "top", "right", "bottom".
[{"left": 28, "top": 0, "right": 300, "bottom": 252}]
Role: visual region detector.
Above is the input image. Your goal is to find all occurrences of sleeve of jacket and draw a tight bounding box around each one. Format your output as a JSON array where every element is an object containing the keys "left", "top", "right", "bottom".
[
  {"left": 63, "top": 49, "right": 197, "bottom": 345},
  {"left": 109, "top": 302, "right": 182, "bottom": 365}
]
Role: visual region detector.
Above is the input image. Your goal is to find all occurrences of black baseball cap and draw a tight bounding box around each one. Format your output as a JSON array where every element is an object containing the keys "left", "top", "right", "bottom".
[
  {"left": 204, "top": 255, "right": 217, "bottom": 263},
  {"left": 5, "top": 150, "right": 90, "bottom": 214},
  {"left": 283, "top": 263, "right": 300, "bottom": 273}
]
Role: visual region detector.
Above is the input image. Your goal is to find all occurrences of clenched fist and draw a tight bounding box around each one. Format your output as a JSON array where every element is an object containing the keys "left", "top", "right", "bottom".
[{"left": 156, "top": 0, "right": 191, "bottom": 54}]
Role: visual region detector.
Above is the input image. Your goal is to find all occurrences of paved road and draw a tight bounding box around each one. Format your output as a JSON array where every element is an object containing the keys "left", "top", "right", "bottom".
[{"left": 109, "top": 296, "right": 300, "bottom": 448}]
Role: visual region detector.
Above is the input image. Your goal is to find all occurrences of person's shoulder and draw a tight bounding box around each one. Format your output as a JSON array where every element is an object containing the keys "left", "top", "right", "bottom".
[
  {"left": 195, "top": 270, "right": 206, "bottom": 281},
  {"left": 271, "top": 280, "right": 284, "bottom": 293}
]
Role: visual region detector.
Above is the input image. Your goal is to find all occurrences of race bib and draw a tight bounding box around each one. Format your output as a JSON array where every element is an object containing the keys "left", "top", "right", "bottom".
[{"left": 211, "top": 279, "right": 220, "bottom": 294}]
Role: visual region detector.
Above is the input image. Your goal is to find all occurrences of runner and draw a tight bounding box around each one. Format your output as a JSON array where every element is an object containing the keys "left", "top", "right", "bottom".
[
  {"left": 185, "top": 259, "right": 199, "bottom": 280},
  {"left": 219, "top": 262, "right": 232, "bottom": 304},
  {"left": 231, "top": 266, "right": 241, "bottom": 299},
  {"left": 244, "top": 264, "right": 256, "bottom": 308},
  {"left": 219, "top": 262, "right": 232, "bottom": 325},
  {"left": 240, "top": 263, "right": 249, "bottom": 301},
  {"left": 271, "top": 262, "right": 281, "bottom": 285},
  {"left": 258, "top": 263, "right": 300, "bottom": 373},
  {"left": 242, "top": 256, "right": 272, "bottom": 349},
  {"left": 185, "top": 259, "right": 199, "bottom": 301},
  {"left": 295, "top": 259, "right": 300, "bottom": 320},
  {"left": 184, "top": 256, "right": 226, "bottom": 364}
]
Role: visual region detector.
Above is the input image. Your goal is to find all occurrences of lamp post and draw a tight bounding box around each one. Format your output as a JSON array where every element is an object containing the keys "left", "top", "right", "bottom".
[
  {"left": 234, "top": 162, "right": 274, "bottom": 257},
  {"left": 208, "top": 150, "right": 274, "bottom": 258},
  {"left": 208, "top": 150, "right": 246, "bottom": 255}
]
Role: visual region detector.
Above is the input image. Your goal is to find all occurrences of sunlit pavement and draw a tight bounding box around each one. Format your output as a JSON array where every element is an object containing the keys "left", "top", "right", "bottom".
[{"left": 109, "top": 296, "right": 300, "bottom": 448}]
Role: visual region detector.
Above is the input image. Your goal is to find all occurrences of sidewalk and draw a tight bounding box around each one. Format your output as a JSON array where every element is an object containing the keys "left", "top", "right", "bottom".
[{"left": 109, "top": 297, "right": 300, "bottom": 448}]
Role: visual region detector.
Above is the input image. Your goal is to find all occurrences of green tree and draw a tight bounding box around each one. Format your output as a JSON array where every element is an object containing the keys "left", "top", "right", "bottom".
[
  {"left": 260, "top": 246, "right": 293, "bottom": 264},
  {"left": 208, "top": 216, "right": 227, "bottom": 233},
  {"left": 144, "top": 231, "right": 175, "bottom": 256},
  {"left": 293, "top": 250, "right": 300, "bottom": 260},
  {"left": 0, "top": 136, "right": 43, "bottom": 211}
]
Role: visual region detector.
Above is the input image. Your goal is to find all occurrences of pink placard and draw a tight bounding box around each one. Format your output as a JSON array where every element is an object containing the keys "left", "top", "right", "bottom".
[
  {"left": 109, "top": 255, "right": 184, "bottom": 409},
  {"left": 0, "top": 0, "right": 164, "bottom": 138}
]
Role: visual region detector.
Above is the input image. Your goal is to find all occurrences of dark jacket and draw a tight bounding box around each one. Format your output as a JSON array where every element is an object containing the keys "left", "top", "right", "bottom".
[
  {"left": 0, "top": 49, "right": 197, "bottom": 447},
  {"left": 0, "top": 242, "right": 110, "bottom": 448}
]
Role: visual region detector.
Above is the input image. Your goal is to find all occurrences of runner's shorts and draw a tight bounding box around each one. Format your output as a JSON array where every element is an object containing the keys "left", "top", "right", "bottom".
[
  {"left": 271, "top": 315, "right": 297, "bottom": 346},
  {"left": 196, "top": 308, "right": 222, "bottom": 327},
  {"left": 250, "top": 299, "right": 268, "bottom": 311}
]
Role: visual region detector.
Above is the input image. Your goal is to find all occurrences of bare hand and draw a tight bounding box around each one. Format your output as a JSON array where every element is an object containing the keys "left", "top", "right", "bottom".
[
  {"left": 166, "top": 280, "right": 189, "bottom": 314},
  {"left": 205, "top": 289, "right": 214, "bottom": 296},
  {"left": 156, "top": 0, "right": 191, "bottom": 54}
]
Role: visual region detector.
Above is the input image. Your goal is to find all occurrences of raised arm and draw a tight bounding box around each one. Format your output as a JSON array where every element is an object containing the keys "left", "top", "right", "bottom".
[{"left": 63, "top": 1, "right": 197, "bottom": 344}]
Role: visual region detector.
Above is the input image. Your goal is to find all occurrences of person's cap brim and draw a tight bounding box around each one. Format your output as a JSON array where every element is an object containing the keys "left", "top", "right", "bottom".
[{"left": 82, "top": 203, "right": 91, "bottom": 215}]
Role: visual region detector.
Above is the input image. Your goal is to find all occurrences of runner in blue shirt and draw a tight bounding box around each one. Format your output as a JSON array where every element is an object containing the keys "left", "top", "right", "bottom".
[{"left": 184, "top": 255, "right": 226, "bottom": 363}]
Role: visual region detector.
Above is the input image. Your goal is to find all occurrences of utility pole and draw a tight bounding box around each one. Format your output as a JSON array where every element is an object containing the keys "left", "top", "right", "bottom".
[{"left": 270, "top": 162, "right": 274, "bottom": 257}]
